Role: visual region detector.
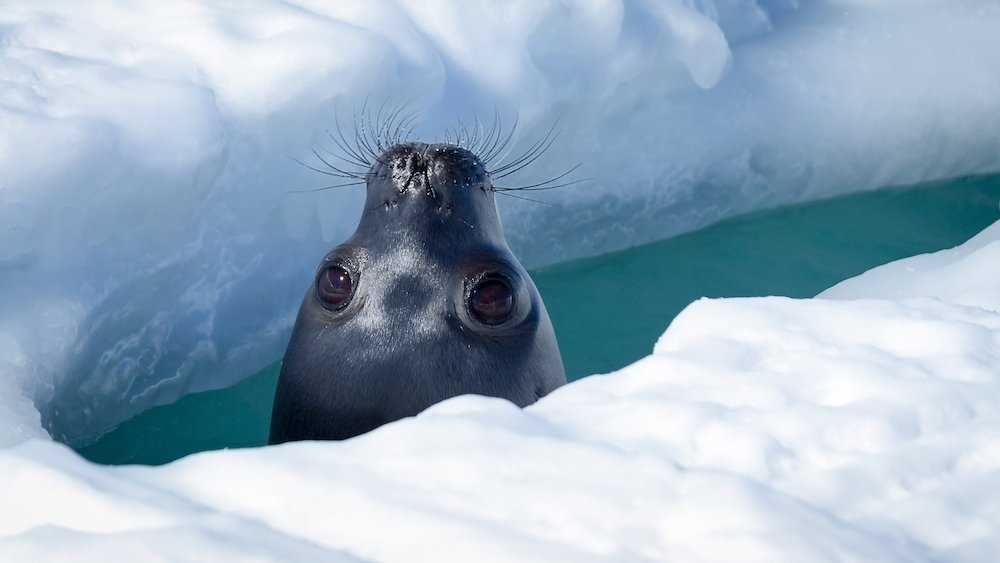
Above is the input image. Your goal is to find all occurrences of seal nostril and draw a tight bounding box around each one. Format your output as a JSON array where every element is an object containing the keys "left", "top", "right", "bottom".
[{"left": 408, "top": 153, "right": 428, "bottom": 174}]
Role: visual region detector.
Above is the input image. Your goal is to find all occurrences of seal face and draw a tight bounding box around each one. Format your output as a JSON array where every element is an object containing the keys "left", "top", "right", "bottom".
[{"left": 269, "top": 142, "right": 566, "bottom": 443}]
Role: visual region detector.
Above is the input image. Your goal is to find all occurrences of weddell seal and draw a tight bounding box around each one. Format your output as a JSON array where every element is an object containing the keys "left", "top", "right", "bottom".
[{"left": 269, "top": 111, "right": 569, "bottom": 443}]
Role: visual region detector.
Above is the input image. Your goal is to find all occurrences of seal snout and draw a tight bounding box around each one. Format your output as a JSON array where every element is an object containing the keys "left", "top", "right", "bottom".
[{"left": 374, "top": 142, "right": 490, "bottom": 202}]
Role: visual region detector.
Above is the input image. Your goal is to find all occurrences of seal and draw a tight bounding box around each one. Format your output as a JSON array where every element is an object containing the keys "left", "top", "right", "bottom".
[{"left": 269, "top": 141, "right": 566, "bottom": 443}]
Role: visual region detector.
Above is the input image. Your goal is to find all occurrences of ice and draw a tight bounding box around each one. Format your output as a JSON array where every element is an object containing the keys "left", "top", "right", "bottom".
[
  {"left": 1, "top": 219, "right": 999, "bottom": 561},
  {"left": 2, "top": 1, "right": 1000, "bottom": 446}
]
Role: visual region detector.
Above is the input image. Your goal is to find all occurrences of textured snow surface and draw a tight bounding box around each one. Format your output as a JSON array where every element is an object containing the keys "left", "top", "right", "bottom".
[
  {"left": 3, "top": 0, "right": 1000, "bottom": 450},
  {"left": 820, "top": 220, "right": 1000, "bottom": 309},
  {"left": 3, "top": 223, "right": 999, "bottom": 561}
]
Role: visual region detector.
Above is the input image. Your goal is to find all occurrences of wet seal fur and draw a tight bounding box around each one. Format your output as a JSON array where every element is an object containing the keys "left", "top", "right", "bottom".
[{"left": 269, "top": 141, "right": 566, "bottom": 443}]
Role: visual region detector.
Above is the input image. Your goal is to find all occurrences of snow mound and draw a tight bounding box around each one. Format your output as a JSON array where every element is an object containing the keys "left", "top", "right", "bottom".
[
  {"left": 3, "top": 0, "right": 1000, "bottom": 444},
  {"left": 2, "top": 223, "right": 999, "bottom": 561},
  {"left": 821, "top": 221, "right": 1000, "bottom": 311}
]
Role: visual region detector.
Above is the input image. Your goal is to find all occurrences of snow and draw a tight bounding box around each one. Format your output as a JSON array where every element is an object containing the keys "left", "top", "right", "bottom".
[
  {"left": 2, "top": 0, "right": 1000, "bottom": 444},
  {"left": 2, "top": 218, "right": 1000, "bottom": 559},
  {"left": 2, "top": 2, "right": 1000, "bottom": 557},
  {"left": 2, "top": 6, "right": 1000, "bottom": 554},
  {"left": 820, "top": 220, "right": 1000, "bottom": 310}
]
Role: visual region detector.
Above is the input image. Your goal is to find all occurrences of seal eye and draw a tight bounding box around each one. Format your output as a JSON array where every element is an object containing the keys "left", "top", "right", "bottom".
[
  {"left": 317, "top": 265, "right": 354, "bottom": 310},
  {"left": 468, "top": 275, "right": 514, "bottom": 325}
]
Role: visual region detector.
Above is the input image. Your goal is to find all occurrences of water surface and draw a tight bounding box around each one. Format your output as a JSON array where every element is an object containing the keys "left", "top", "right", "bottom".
[{"left": 80, "top": 174, "right": 1000, "bottom": 465}]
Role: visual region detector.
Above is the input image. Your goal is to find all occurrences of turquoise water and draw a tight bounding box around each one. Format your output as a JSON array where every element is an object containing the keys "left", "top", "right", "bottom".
[{"left": 79, "top": 174, "right": 1000, "bottom": 465}]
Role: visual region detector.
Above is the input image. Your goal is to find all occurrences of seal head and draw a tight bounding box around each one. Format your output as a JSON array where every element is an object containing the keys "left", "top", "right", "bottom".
[{"left": 269, "top": 142, "right": 566, "bottom": 443}]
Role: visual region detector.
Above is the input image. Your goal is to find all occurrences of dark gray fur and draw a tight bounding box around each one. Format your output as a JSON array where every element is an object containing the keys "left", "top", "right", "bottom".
[{"left": 269, "top": 142, "right": 565, "bottom": 443}]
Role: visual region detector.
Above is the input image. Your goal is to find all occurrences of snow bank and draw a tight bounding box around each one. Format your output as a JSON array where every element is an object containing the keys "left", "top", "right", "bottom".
[
  {"left": 4, "top": 0, "right": 1000, "bottom": 449},
  {"left": 820, "top": 220, "right": 1000, "bottom": 310},
  {"left": 2, "top": 221, "right": 999, "bottom": 560}
]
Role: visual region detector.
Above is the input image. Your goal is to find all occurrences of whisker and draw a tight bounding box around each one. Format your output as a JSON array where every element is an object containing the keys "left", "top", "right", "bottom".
[
  {"left": 318, "top": 143, "right": 370, "bottom": 170},
  {"left": 333, "top": 110, "right": 372, "bottom": 166},
  {"left": 490, "top": 118, "right": 560, "bottom": 175},
  {"left": 489, "top": 119, "right": 552, "bottom": 172},
  {"left": 478, "top": 109, "right": 504, "bottom": 162},
  {"left": 372, "top": 98, "right": 391, "bottom": 152},
  {"left": 494, "top": 178, "right": 590, "bottom": 192},
  {"left": 353, "top": 100, "right": 380, "bottom": 161},
  {"left": 381, "top": 103, "right": 409, "bottom": 147},
  {"left": 294, "top": 103, "right": 580, "bottom": 202},
  {"left": 290, "top": 157, "right": 358, "bottom": 180},
  {"left": 482, "top": 113, "right": 518, "bottom": 165},
  {"left": 493, "top": 190, "right": 556, "bottom": 206},
  {"left": 309, "top": 148, "right": 370, "bottom": 179},
  {"left": 455, "top": 117, "right": 468, "bottom": 148},
  {"left": 390, "top": 109, "right": 419, "bottom": 146},
  {"left": 493, "top": 164, "right": 584, "bottom": 190},
  {"left": 470, "top": 115, "right": 485, "bottom": 152},
  {"left": 286, "top": 181, "right": 366, "bottom": 194},
  {"left": 393, "top": 111, "right": 420, "bottom": 145},
  {"left": 493, "top": 130, "right": 560, "bottom": 178},
  {"left": 497, "top": 162, "right": 580, "bottom": 186}
]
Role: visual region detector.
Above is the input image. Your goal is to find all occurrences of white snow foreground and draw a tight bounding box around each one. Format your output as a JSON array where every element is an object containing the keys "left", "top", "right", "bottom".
[
  {"left": 3, "top": 0, "right": 1000, "bottom": 445},
  {"left": 2, "top": 224, "right": 999, "bottom": 561}
]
